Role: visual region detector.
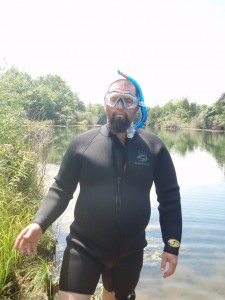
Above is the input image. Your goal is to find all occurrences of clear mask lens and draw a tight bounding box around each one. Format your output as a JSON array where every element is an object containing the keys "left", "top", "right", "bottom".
[{"left": 104, "top": 91, "right": 139, "bottom": 109}]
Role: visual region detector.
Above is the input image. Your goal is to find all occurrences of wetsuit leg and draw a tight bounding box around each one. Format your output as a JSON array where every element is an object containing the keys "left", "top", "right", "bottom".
[
  {"left": 102, "top": 250, "right": 143, "bottom": 299},
  {"left": 59, "top": 245, "right": 103, "bottom": 294}
]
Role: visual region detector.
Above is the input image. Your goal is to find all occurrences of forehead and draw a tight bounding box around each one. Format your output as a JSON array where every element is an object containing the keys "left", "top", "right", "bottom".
[{"left": 109, "top": 81, "right": 136, "bottom": 94}]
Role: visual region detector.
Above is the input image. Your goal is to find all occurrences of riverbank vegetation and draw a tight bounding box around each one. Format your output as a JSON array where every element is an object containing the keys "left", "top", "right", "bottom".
[
  {"left": 0, "top": 66, "right": 224, "bottom": 130},
  {"left": 146, "top": 94, "right": 225, "bottom": 130},
  {"left": 0, "top": 101, "right": 57, "bottom": 298}
]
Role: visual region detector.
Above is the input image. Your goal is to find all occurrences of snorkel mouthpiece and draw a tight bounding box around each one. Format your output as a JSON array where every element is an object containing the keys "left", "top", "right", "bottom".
[{"left": 117, "top": 70, "right": 148, "bottom": 137}]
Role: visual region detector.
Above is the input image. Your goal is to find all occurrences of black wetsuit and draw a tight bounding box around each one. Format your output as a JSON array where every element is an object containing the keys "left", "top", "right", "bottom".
[{"left": 33, "top": 125, "right": 182, "bottom": 298}]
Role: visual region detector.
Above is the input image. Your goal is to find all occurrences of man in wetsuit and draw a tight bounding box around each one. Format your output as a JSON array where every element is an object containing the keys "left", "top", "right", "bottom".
[{"left": 14, "top": 78, "right": 182, "bottom": 300}]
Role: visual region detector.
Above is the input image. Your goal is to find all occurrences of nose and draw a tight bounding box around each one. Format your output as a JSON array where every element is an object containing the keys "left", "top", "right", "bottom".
[{"left": 115, "top": 98, "right": 125, "bottom": 109}]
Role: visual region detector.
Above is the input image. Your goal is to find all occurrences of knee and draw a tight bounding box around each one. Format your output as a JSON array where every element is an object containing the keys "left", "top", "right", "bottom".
[{"left": 58, "top": 290, "right": 91, "bottom": 300}]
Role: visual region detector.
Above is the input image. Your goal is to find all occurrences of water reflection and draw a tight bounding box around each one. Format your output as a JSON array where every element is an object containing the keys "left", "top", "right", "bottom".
[{"left": 150, "top": 128, "right": 225, "bottom": 171}]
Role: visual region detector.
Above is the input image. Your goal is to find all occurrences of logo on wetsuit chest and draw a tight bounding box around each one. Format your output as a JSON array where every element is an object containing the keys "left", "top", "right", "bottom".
[{"left": 134, "top": 150, "right": 150, "bottom": 166}]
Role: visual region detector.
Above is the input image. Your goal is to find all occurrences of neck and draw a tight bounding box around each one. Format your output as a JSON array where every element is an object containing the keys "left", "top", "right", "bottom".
[
  {"left": 114, "top": 132, "right": 127, "bottom": 146},
  {"left": 107, "top": 124, "right": 127, "bottom": 145}
]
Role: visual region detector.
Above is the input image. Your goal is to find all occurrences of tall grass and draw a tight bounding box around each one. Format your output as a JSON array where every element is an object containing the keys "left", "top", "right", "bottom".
[
  {"left": 18, "top": 257, "right": 56, "bottom": 299},
  {"left": 91, "top": 284, "right": 103, "bottom": 300},
  {"left": 0, "top": 103, "right": 56, "bottom": 298},
  {"left": 0, "top": 192, "right": 31, "bottom": 294}
]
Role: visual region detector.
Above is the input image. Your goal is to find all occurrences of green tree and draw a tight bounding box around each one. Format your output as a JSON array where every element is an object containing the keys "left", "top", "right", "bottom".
[
  {"left": 0, "top": 66, "right": 33, "bottom": 109},
  {"left": 86, "top": 103, "right": 106, "bottom": 125},
  {"left": 203, "top": 93, "right": 225, "bottom": 130},
  {"left": 146, "top": 105, "right": 162, "bottom": 127},
  {"left": 0, "top": 67, "right": 86, "bottom": 125},
  {"left": 27, "top": 75, "right": 85, "bottom": 124}
]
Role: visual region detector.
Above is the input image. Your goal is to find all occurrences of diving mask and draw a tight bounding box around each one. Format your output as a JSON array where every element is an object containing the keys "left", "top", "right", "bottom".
[{"left": 104, "top": 91, "right": 139, "bottom": 109}]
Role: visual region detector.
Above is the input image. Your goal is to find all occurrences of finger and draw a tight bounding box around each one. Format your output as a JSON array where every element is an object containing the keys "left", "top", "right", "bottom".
[
  {"left": 19, "top": 241, "right": 36, "bottom": 256},
  {"left": 161, "top": 256, "right": 167, "bottom": 271},
  {"left": 19, "top": 243, "right": 26, "bottom": 256},
  {"left": 163, "top": 262, "right": 177, "bottom": 278},
  {"left": 23, "top": 234, "right": 39, "bottom": 255},
  {"left": 31, "top": 242, "right": 38, "bottom": 255},
  {"left": 26, "top": 243, "right": 33, "bottom": 256},
  {"left": 14, "top": 227, "right": 29, "bottom": 249},
  {"left": 18, "top": 234, "right": 32, "bottom": 256},
  {"left": 163, "top": 267, "right": 174, "bottom": 278},
  {"left": 17, "top": 237, "right": 27, "bottom": 256}
]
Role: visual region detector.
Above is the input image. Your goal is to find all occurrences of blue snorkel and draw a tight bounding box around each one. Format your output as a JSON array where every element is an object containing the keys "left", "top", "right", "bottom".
[{"left": 117, "top": 70, "right": 148, "bottom": 138}]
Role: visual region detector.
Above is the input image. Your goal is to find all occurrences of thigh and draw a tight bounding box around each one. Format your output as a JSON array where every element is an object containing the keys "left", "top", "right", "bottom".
[
  {"left": 59, "top": 245, "right": 103, "bottom": 295},
  {"left": 102, "top": 250, "right": 143, "bottom": 298}
]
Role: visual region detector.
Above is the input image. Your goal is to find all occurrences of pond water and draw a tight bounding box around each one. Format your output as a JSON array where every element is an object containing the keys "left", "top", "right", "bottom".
[{"left": 43, "top": 126, "right": 225, "bottom": 300}]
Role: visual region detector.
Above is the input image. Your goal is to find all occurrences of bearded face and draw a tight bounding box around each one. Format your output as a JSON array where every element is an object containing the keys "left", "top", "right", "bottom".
[
  {"left": 109, "top": 111, "right": 131, "bottom": 133},
  {"left": 104, "top": 81, "right": 139, "bottom": 134}
]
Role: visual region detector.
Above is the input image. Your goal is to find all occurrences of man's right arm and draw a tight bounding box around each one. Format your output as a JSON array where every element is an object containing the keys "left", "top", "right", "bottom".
[
  {"left": 32, "top": 180, "right": 75, "bottom": 232},
  {"left": 14, "top": 138, "right": 81, "bottom": 255},
  {"left": 14, "top": 181, "right": 73, "bottom": 256},
  {"left": 33, "top": 137, "right": 82, "bottom": 231}
]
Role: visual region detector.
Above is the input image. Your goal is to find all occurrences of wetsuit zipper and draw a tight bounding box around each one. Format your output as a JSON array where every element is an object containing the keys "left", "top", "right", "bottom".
[
  {"left": 112, "top": 134, "right": 126, "bottom": 265},
  {"left": 115, "top": 175, "right": 122, "bottom": 264}
]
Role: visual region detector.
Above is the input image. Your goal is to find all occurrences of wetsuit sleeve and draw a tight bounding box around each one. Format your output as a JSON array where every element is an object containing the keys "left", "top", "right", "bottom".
[
  {"left": 154, "top": 146, "right": 182, "bottom": 255},
  {"left": 32, "top": 139, "right": 81, "bottom": 232}
]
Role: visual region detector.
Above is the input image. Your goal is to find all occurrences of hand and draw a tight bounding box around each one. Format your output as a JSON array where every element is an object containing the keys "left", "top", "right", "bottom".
[
  {"left": 14, "top": 223, "right": 43, "bottom": 256},
  {"left": 161, "top": 251, "right": 178, "bottom": 278}
]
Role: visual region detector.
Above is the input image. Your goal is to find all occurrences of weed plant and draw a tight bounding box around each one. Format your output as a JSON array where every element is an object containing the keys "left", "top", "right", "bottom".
[
  {"left": 0, "top": 104, "right": 56, "bottom": 299},
  {"left": 91, "top": 284, "right": 103, "bottom": 300}
]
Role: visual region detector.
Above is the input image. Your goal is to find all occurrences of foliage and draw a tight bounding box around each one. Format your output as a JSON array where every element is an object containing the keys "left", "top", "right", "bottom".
[
  {"left": 146, "top": 95, "right": 224, "bottom": 131},
  {"left": 1, "top": 65, "right": 224, "bottom": 130},
  {"left": 0, "top": 67, "right": 86, "bottom": 125},
  {"left": 86, "top": 103, "right": 106, "bottom": 125},
  {"left": 0, "top": 66, "right": 33, "bottom": 109},
  {"left": 146, "top": 98, "right": 202, "bottom": 129},
  {"left": 203, "top": 93, "right": 225, "bottom": 130},
  {"left": 17, "top": 257, "right": 56, "bottom": 299},
  {"left": 0, "top": 104, "right": 56, "bottom": 298},
  {"left": 91, "top": 283, "right": 103, "bottom": 300}
]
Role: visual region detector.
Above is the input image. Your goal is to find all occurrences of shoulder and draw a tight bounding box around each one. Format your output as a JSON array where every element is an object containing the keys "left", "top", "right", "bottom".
[
  {"left": 73, "top": 126, "right": 101, "bottom": 142},
  {"left": 135, "top": 129, "right": 173, "bottom": 158},
  {"left": 67, "top": 126, "right": 106, "bottom": 154},
  {"left": 136, "top": 128, "right": 165, "bottom": 149},
  {"left": 136, "top": 129, "right": 175, "bottom": 168}
]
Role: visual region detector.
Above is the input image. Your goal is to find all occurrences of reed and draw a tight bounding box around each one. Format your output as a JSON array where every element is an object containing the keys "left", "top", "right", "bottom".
[
  {"left": 18, "top": 257, "right": 55, "bottom": 299},
  {"left": 91, "top": 284, "right": 103, "bottom": 300},
  {"left": 0, "top": 194, "right": 31, "bottom": 294},
  {"left": 0, "top": 109, "right": 56, "bottom": 298}
]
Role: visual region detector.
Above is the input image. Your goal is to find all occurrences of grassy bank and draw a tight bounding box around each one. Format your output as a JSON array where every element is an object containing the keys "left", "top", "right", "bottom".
[{"left": 0, "top": 105, "right": 58, "bottom": 299}]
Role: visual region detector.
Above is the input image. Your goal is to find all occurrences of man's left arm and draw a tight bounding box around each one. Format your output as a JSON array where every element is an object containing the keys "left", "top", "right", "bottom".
[{"left": 154, "top": 145, "right": 182, "bottom": 277}]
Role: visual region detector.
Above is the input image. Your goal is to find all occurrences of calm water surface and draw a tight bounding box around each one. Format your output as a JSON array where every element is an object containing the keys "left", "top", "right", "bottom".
[{"left": 44, "top": 127, "right": 225, "bottom": 300}]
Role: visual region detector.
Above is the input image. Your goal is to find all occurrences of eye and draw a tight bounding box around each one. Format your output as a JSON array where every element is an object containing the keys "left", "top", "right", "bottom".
[
  {"left": 109, "top": 96, "right": 118, "bottom": 103},
  {"left": 123, "top": 96, "right": 133, "bottom": 104}
]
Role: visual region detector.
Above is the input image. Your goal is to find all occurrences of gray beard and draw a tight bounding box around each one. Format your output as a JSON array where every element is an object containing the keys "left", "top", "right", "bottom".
[{"left": 109, "top": 112, "right": 131, "bottom": 133}]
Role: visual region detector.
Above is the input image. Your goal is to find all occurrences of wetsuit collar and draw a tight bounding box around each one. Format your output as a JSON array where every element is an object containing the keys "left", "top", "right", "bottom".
[
  {"left": 100, "top": 124, "right": 137, "bottom": 139},
  {"left": 100, "top": 124, "right": 111, "bottom": 137}
]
